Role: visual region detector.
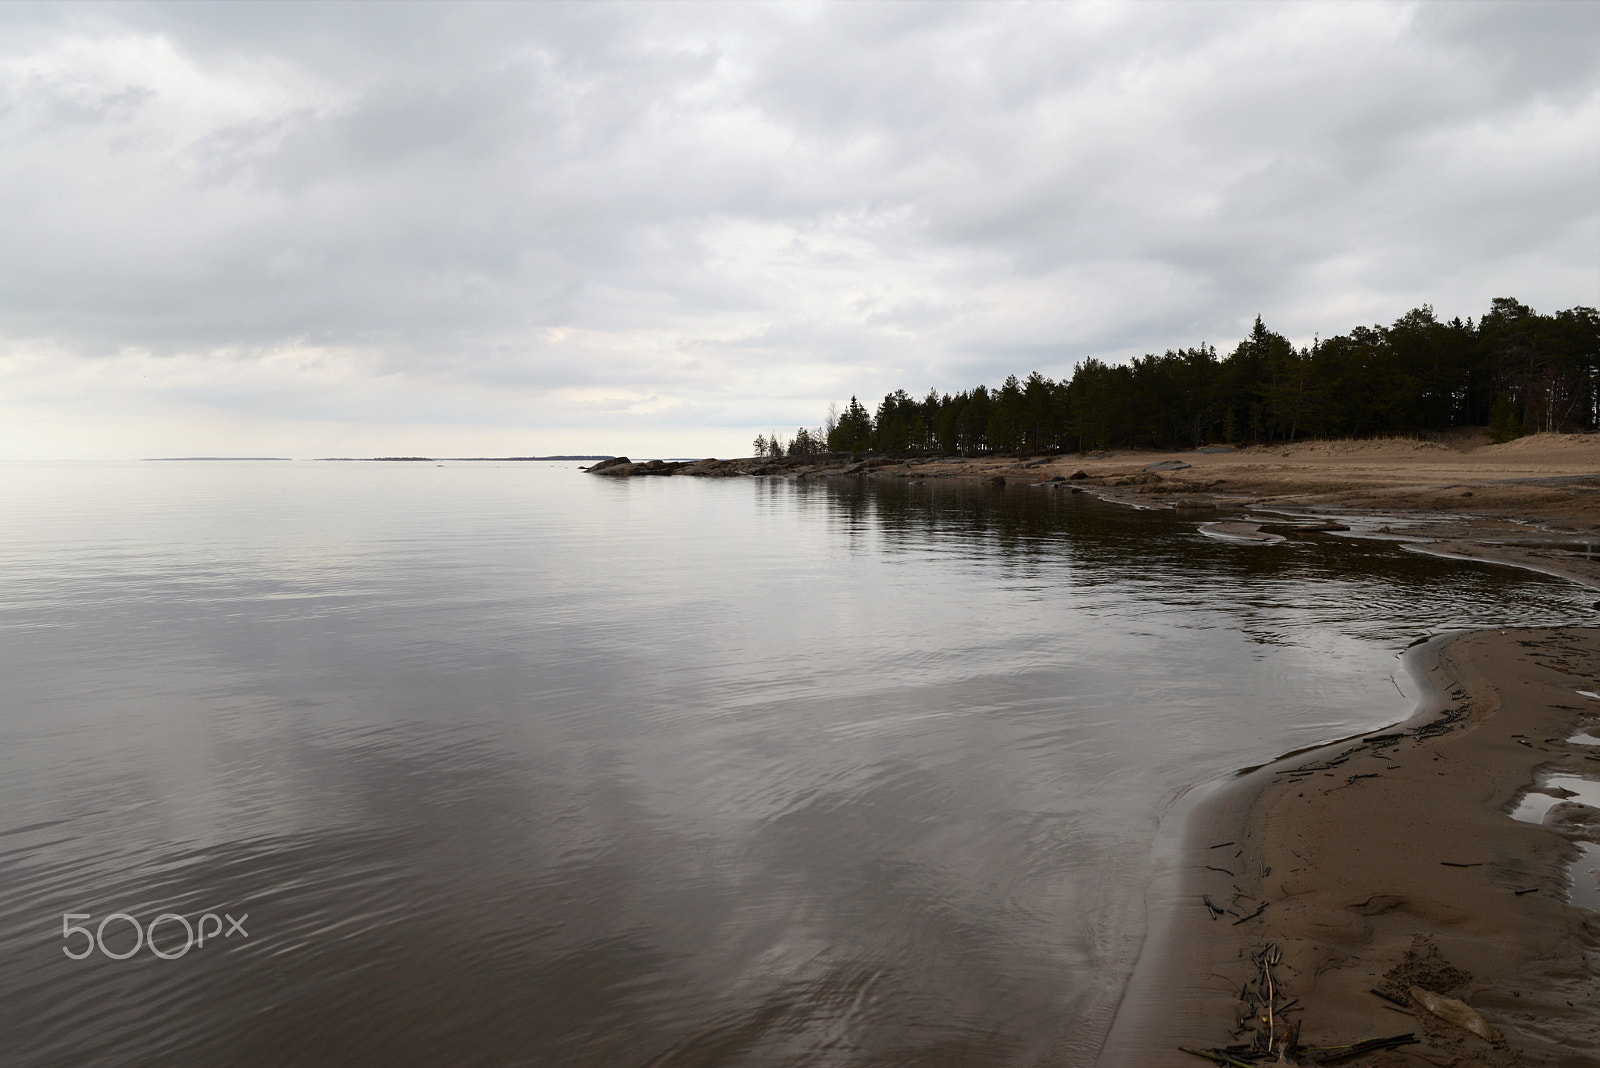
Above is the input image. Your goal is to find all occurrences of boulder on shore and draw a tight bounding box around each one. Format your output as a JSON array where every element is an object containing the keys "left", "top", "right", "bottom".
[{"left": 586, "top": 456, "right": 630, "bottom": 472}]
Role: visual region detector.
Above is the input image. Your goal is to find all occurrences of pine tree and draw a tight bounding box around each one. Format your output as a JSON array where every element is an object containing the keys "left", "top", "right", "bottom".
[{"left": 1487, "top": 392, "right": 1521, "bottom": 443}]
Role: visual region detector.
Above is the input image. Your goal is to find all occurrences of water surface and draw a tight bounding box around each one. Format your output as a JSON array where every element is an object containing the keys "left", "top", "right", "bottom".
[{"left": 0, "top": 461, "right": 1587, "bottom": 1066}]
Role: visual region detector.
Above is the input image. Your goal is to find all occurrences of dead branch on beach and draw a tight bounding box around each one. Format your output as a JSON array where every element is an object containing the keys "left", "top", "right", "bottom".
[{"left": 1180, "top": 942, "right": 1419, "bottom": 1064}]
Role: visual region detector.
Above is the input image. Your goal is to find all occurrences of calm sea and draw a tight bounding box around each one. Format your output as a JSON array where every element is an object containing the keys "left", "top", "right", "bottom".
[{"left": 0, "top": 461, "right": 1586, "bottom": 1066}]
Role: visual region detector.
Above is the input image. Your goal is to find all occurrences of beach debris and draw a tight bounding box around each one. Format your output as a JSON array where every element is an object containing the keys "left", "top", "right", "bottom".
[
  {"left": 1369, "top": 988, "right": 1411, "bottom": 1010},
  {"left": 1184, "top": 942, "right": 1424, "bottom": 1065},
  {"left": 1210, "top": 841, "right": 1236, "bottom": 849},
  {"left": 1299, "top": 1034, "right": 1419, "bottom": 1062},
  {"left": 1232, "top": 902, "right": 1268, "bottom": 925},
  {"left": 1177, "top": 1048, "right": 1255, "bottom": 1066},
  {"left": 1202, "top": 894, "right": 1229, "bottom": 919},
  {"left": 1408, "top": 986, "right": 1501, "bottom": 1043},
  {"left": 1514, "top": 886, "right": 1539, "bottom": 895}
]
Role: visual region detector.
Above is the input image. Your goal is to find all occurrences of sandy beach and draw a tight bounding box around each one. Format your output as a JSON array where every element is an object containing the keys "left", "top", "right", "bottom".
[
  {"left": 1050, "top": 435, "right": 1600, "bottom": 1064},
  {"left": 1098, "top": 627, "right": 1600, "bottom": 1066}
]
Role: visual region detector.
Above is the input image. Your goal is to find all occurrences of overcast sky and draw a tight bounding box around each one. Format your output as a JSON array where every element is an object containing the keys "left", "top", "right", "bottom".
[{"left": 0, "top": 1, "right": 1595, "bottom": 458}]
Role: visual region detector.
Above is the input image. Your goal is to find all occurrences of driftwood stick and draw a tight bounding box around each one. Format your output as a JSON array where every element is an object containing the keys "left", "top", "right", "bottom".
[
  {"left": 1265, "top": 947, "right": 1275, "bottom": 1041},
  {"left": 1303, "top": 1033, "right": 1419, "bottom": 1063},
  {"left": 1177, "top": 1047, "right": 1256, "bottom": 1068},
  {"left": 1232, "top": 902, "right": 1267, "bottom": 925}
]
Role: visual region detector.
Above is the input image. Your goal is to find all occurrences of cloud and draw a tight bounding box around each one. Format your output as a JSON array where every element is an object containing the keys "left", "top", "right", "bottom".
[{"left": 0, "top": 0, "right": 1594, "bottom": 457}]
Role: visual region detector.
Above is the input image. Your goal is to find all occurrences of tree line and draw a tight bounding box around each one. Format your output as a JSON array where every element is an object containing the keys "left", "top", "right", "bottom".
[{"left": 754, "top": 298, "right": 1598, "bottom": 457}]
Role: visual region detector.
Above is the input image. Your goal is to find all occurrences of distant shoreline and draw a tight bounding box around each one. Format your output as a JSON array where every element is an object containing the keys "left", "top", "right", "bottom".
[
  {"left": 315, "top": 455, "right": 615, "bottom": 462},
  {"left": 142, "top": 455, "right": 615, "bottom": 462}
]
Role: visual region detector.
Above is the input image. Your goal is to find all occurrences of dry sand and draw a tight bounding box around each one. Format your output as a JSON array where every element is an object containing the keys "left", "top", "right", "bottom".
[{"left": 1098, "top": 628, "right": 1600, "bottom": 1066}]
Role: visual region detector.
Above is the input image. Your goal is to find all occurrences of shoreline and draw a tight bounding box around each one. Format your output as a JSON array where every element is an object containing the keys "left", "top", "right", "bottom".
[
  {"left": 1097, "top": 627, "right": 1600, "bottom": 1066},
  {"left": 586, "top": 434, "right": 1600, "bottom": 589},
  {"left": 587, "top": 436, "right": 1600, "bottom": 1061}
]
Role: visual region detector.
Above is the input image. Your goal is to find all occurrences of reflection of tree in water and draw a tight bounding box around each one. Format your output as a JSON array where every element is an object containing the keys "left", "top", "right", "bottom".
[{"left": 807, "top": 479, "right": 1583, "bottom": 646}]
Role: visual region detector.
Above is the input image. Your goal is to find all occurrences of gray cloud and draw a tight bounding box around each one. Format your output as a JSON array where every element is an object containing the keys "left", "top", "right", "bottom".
[{"left": 0, "top": 0, "right": 1594, "bottom": 457}]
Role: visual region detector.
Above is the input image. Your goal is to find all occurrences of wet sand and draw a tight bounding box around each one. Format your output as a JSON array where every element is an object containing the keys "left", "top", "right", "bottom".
[{"left": 1099, "top": 627, "right": 1600, "bottom": 1067}]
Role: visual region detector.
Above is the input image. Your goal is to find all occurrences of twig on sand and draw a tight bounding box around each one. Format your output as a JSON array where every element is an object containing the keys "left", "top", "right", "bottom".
[
  {"left": 1231, "top": 902, "right": 1267, "bottom": 925},
  {"left": 1178, "top": 1048, "right": 1254, "bottom": 1067},
  {"left": 1304, "top": 1033, "right": 1419, "bottom": 1062}
]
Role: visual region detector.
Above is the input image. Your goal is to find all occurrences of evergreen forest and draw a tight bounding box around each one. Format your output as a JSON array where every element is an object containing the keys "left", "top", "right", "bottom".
[{"left": 755, "top": 298, "right": 1600, "bottom": 458}]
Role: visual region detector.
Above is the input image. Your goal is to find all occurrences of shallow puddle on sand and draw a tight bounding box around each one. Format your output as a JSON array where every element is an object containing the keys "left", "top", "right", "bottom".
[
  {"left": 1510, "top": 776, "right": 1600, "bottom": 912},
  {"left": 1576, "top": 690, "right": 1600, "bottom": 701},
  {"left": 1571, "top": 843, "right": 1600, "bottom": 911},
  {"left": 1569, "top": 732, "right": 1600, "bottom": 746},
  {"left": 1510, "top": 774, "right": 1600, "bottom": 824}
]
